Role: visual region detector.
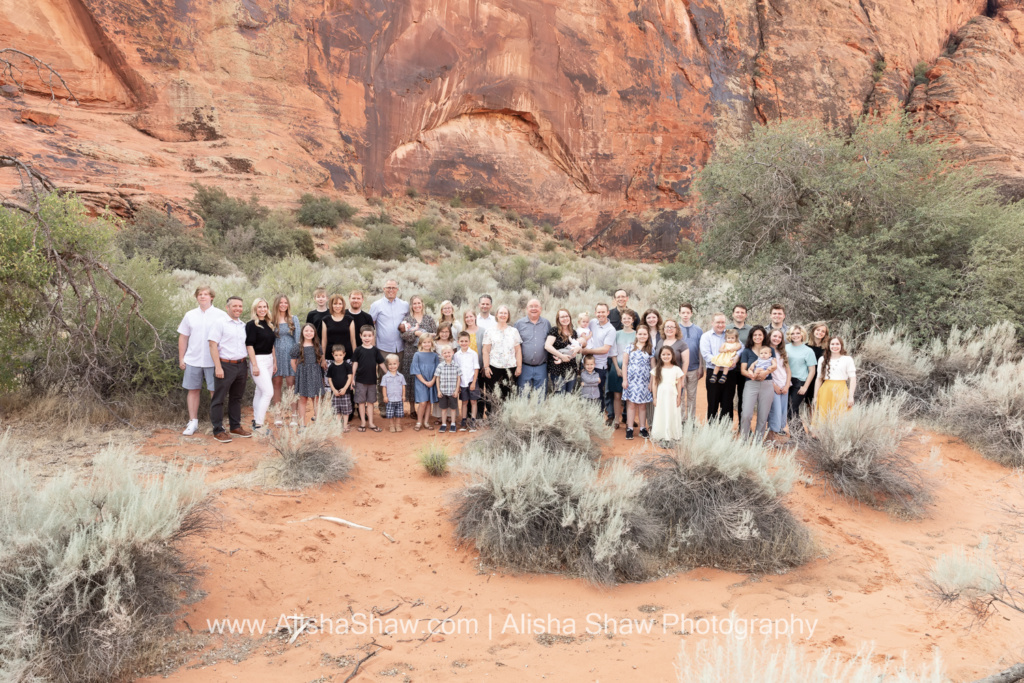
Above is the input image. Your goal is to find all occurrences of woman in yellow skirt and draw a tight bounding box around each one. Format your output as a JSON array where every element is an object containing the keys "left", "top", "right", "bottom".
[{"left": 813, "top": 336, "right": 856, "bottom": 421}]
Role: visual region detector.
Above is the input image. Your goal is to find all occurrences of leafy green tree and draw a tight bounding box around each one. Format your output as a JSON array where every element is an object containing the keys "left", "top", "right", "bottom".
[
  {"left": 695, "top": 115, "right": 1024, "bottom": 337},
  {"left": 296, "top": 193, "right": 356, "bottom": 228}
]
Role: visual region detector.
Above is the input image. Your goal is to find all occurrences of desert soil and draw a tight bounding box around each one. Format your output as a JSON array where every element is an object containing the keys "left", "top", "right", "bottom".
[{"left": 123, "top": 397, "right": 1024, "bottom": 683}]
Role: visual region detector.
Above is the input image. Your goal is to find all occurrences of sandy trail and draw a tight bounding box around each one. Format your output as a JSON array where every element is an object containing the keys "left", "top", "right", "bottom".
[{"left": 135, "top": 408, "right": 1024, "bottom": 683}]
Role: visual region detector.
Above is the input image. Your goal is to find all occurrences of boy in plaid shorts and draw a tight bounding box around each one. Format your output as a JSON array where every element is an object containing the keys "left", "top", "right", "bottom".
[
  {"left": 381, "top": 353, "right": 407, "bottom": 432},
  {"left": 433, "top": 344, "right": 462, "bottom": 433},
  {"left": 326, "top": 345, "right": 353, "bottom": 431}
]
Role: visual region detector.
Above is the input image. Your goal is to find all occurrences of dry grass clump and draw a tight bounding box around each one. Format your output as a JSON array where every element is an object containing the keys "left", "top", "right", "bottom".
[
  {"left": 636, "top": 420, "right": 813, "bottom": 573},
  {"left": 263, "top": 394, "right": 354, "bottom": 489},
  {"left": 794, "top": 393, "right": 931, "bottom": 517},
  {"left": 933, "top": 359, "right": 1024, "bottom": 468},
  {"left": 418, "top": 443, "right": 450, "bottom": 476},
  {"left": 452, "top": 439, "right": 658, "bottom": 584},
  {"left": 677, "top": 636, "right": 945, "bottom": 682},
  {"left": 0, "top": 437, "right": 211, "bottom": 683},
  {"left": 927, "top": 320, "right": 1019, "bottom": 386},
  {"left": 469, "top": 391, "right": 611, "bottom": 461}
]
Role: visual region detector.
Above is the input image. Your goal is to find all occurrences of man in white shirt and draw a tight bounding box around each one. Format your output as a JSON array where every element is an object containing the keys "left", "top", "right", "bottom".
[
  {"left": 584, "top": 303, "right": 618, "bottom": 425},
  {"left": 476, "top": 294, "right": 497, "bottom": 335},
  {"left": 177, "top": 285, "right": 228, "bottom": 435},
  {"left": 700, "top": 312, "right": 736, "bottom": 423},
  {"left": 370, "top": 279, "right": 409, "bottom": 411},
  {"left": 208, "top": 296, "right": 251, "bottom": 443}
]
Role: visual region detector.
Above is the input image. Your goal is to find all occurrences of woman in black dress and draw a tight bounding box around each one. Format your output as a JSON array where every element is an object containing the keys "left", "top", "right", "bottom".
[
  {"left": 544, "top": 308, "right": 580, "bottom": 394},
  {"left": 805, "top": 322, "right": 830, "bottom": 407},
  {"left": 320, "top": 294, "right": 349, "bottom": 365}
]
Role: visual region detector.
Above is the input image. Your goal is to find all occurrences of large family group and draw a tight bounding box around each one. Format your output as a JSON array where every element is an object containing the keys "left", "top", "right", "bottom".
[{"left": 176, "top": 283, "right": 857, "bottom": 444}]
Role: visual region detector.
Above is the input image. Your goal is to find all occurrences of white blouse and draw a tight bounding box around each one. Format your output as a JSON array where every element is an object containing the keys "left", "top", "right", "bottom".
[
  {"left": 818, "top": 354, "right": 856, "bottom": 381},
  {"left": 483, "top": 325, "right": 523, "bottom": 369}
]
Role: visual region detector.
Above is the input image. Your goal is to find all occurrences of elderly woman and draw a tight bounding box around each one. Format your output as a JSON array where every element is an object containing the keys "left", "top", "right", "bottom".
[
  {"left": 482, "top": 305, "right": 522, "bottom": 403},
  {"left": 399, "top": 295, "right": 436, "bottom": 413}
]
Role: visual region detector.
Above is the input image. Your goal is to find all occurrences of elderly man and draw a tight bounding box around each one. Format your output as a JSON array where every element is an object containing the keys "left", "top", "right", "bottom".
[
  {"left": 177, "top": 285, "right": 228, "bottom": 436},
  {"left": 608, "top": 289, "right": 629, "bottom": 331},
  {"left": 700, "top": 312, "right": 737, "bottom": 423},
  {"left": 208, "top": 296, "right": 251, "bottom": 443},
  {"left": 370, "top": 280, "right": 409, "bottom": 411},
  {"left": 514, "top": 299, "right": 552, "bottom": 397},
  {"left": 585, "top": 303, "right": 618, "bottom": 424}
]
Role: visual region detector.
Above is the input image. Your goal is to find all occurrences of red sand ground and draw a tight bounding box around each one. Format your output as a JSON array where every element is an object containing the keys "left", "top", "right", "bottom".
[{"left": 135, "top": 406, "right": 1024, "bottom": 683}]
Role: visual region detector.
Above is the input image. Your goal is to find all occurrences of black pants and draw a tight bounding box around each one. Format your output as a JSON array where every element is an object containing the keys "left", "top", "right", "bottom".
[
  {"left": 705, "top": 368, "right": 735, "bottom": 422},
  {"left": 788, "top": 378, "right": 810, "bottom": 421},
  {"left": 210, "top": 361, "right": 248, "bottom": 434},
  {"left": 727, "top": 369, "right": 746, "bottom": 422},
  {"left": 486, "top": 366, "right": 516, "bottom": 405}
]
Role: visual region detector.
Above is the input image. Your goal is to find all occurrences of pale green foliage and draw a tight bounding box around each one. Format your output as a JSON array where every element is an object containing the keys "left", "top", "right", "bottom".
[
  {"left": 934, "top": 359, "right": 1024, "bottom": 467},
  {"left": 263, "top": 392, "right": 354, "bottom": 489},
  {"left": 453, "top": 438, "right": 657, "bottom": 583},
  {"left": 675, "top": 419, "right": 798, "bottom": 497},
  {"left": 677, "top": 636, "right": 945, "bottom": 683},
  {"left": 418, "top": 443, "right": 450, "bottom": 476},
  {"left": 795, "top": 393, "right": 930, "bottom": 517},
  {"left": 930, "top": 544, "right": 1001, "bottom": 603},
  {"left": 696, "top": 114, "right": 1024, "bottom": 336},
  {"left": 0, "top": 439, "right": 210, "bottom": 682}
]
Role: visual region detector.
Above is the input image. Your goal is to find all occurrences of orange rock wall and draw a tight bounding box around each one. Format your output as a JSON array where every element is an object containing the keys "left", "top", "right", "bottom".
[{"left": 0, "top": 0, "right": 1021, "bottom": 249}]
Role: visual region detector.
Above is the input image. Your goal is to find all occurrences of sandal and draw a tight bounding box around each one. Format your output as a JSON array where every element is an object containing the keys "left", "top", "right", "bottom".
[
  {"left": 414, "top": 423, "right": 422, "bottom": 431},
  {"left": 357, "top": 426, "right": 366, "bottom": 432},
  {"left": 343, "top": 427, "right": 352, "bottom": 433},
  {"left": 370, "top": 426, "right": 383, "bottom": 433}
]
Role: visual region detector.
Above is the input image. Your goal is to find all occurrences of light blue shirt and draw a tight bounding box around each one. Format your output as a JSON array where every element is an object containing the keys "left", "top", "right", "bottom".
[
  {"left": 370, "top": 297, "right": 410, "bottom": 353},
  {"left": 679, "top": 323, "right": 703, "bottom": 371},
  {"left": 700, "top": 329, "right": 727, "bottom": 366},
  {"left": 785, "top": 342, "right": 817, "bottom": 382},
  {"left": 587, "top": 320, "right": 617, "bottom": 370}
]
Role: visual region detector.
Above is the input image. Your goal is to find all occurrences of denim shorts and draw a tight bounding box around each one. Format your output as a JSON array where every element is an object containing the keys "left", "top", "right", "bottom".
[{"left": 459, "top": 386, "right": 481, "bottom": 401}]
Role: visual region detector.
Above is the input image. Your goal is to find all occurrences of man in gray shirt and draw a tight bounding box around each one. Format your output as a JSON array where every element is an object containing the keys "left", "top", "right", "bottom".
[{"left": 514, "top": 298, "right": 552, "bottom": 398}]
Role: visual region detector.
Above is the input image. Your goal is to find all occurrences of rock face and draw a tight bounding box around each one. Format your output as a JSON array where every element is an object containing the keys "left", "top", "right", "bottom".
[{"left": 0, "top": 0, "right": 1021, "bottom": 250}]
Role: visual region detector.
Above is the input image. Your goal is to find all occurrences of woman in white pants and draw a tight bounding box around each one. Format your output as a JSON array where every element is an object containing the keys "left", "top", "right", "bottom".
[{"left": 245, "top": 298, "right": 277, "bottom": 430}]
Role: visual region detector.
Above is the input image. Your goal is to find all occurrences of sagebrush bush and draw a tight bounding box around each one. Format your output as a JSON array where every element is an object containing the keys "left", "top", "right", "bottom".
[
  {"left": 934, "top": 359, "right": 1024, "bottom": 468},
  {"left": 296, "top": 193, "right": 356, "bottom": 227},
  {"left": 117, "top": 207, "right": 224, "bottom": 274},
  {"left": 636, "top": 420, "right": 813, "bottom": 573},
  {"left": 677, "top": 636, "right": 945, "bottom": 682},
  {"left": 0, "top": 439, "right": 211, "bottom": 682},
  {"left": 468, "top": 391, "right": 611, "bottom": 461},
  {"left": 853, "top": 328, "right": 935, "bottom": 411},
  {"left": 795, "top": 393, "right": 931, "bottom": 517},
  {"left": 263, "top": 395, "right": 354, "bottom": 488},
  {"left": 418, "top": 443, "right": 450, "bottom": 476},
  {"left": 404, "top": 216, "right": 458, "bottom": 252},
  {"left": 188, "top": 182, "right": 267, "bottom": 238},
  {"left": 453, "top": 438, "right": 658, "bottom": 583},
  {"left": 334, "top": 223, "right": 412, "bottom": 261}
]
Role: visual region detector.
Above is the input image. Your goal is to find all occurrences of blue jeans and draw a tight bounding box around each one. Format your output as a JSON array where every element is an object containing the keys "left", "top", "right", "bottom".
[
  {"left": 517, "top": 363, "right": 548, "bottom": 398},
  {"left": 769, "top": 389, "right": 788, "bottom": 432}
]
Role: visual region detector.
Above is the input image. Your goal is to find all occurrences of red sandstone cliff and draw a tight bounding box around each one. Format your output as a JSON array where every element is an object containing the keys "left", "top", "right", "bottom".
[{"left": 1, "top": 0, "right": 1021, "bottom": 250}]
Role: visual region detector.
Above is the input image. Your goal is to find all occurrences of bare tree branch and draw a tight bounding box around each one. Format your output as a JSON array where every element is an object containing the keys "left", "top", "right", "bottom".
[{"left": 0, "top": 47, "right": 79, "bottom": 105}]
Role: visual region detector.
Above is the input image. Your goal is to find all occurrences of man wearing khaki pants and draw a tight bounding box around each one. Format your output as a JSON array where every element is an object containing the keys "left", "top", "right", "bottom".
[{"left": 678, "top": 302, "right": 703, "bottom": 420}]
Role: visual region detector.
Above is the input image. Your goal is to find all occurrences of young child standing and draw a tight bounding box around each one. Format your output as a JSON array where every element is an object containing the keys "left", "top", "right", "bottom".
[
  {"left": 650, "top": 345, "right": 685, "bottom": 443},
  {"left": 455, "top": 331, "right": 481, "bottom": 431},
  {"left": 610, "top": 310, "right": 637, "bottom": 430},
  {"left": 326, "top": 345, "right": 353, "bottom": 431},
  {"left": 711, "top": 329, "right": 743, "bottom": 383},
  {"left": 351, "top": 325, "right": 385, "bottom": 433},
  {"left": 290, "top": 323, "right": 324, "bottom": 426},
  {"left": 381, "top": 354, "right": 407, "bottom": 432},
  {"left": 433, "top": 344, "right": 462, "bottom": 433},
  {"left": 411, "top": 335, "right": 439, "bottom": 431},
  {"left": 579, "top": 355, "right": 601, "bottom": 406},
  {"left": 621, "top": 323, "right": 654, "bottom": 440}
]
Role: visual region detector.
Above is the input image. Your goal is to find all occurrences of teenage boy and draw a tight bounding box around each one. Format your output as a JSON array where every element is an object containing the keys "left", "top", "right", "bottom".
[
  {"left": 767, "top": 303, "right": 789, "bottom": 336},
  {"left": 726, "top": 304, "right": 751, "bottom": 421},
  {"left": 608, "top": 289, "right": 630, "bottom": 331},
  {"left": 345, "top": 290, "right": 374, "bottom": 358},
  {"left": 177, "top": 285, "right": 228, "bottom": 435},
  {"left": 584, "top": 303, "right": 617, "bottom": 425},
  {"left": 455, "top": 331, "right": 481, "bottom": 431},
  {"left": 433, "top": 344, "right": 462, "bottom": 433},
  {"left": 678, "top": 303, "right": 703, "bottom": 419},
  {"left": 351, "top": 325, "right": 386, "bottom": 432},
  {"left": 208, "top": 296, "right": 250, "bottom": 443},
  {"left": 700, "top": 312, "right": 737, "bottom": 423},
  {"left": 306, "top": 286, "right": 330, "bottom": 331}
]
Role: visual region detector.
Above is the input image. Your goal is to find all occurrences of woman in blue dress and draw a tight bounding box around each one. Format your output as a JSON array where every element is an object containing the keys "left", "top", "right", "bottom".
[{"left": 271, "top": 294, "right": 301, "bottom": 414}]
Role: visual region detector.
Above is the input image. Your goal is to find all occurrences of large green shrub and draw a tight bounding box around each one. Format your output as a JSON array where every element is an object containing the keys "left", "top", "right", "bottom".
[
  {"left": 695, "top": 115, "right": 1024, "bottom": 338},
  {"left": 187, "top": 182, "right": 267, "bottom": 239},
  {"left": 296, "top": 193, "right": 356, "bottom": 228},
  {"left": 116, "top": 207, "right": 223, "bottom": 274}
]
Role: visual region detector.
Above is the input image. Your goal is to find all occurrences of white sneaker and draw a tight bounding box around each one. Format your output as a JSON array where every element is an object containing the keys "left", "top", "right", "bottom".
[
  {"left": 182, "top": 419, "right": 199, "bottom": 436},
  {"left": 289, "top": 421, "right": 298, "bottom": 427}
]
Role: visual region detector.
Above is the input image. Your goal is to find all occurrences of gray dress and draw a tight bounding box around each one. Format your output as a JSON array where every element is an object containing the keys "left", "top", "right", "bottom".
[
  {"left": 273, "top": 315, "right": 301, "bottom": 378},
  {"left": 291, "top": 345, "right": 323, "bottom": 398}
]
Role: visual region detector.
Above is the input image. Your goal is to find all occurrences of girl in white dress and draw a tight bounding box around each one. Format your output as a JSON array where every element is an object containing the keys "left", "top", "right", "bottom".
[{"left": 650, "top": 345, "right": 685, "bottom": 444}]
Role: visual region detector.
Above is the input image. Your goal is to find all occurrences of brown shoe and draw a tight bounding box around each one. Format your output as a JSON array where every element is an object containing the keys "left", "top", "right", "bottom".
[
  {"left": 213, "top": 432, "right": 233, "bottom": 443},
  {"left": 230, "top": 427, "right": 252, "bottom": 438}
]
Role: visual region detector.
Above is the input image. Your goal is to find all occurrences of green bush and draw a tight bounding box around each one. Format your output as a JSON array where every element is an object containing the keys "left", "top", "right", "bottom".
[
  {"left": 493, "top": 255, "right": 563, "bottom": 292},
  {"left": 449, "top": 196, "right": 464, "bottom": 208},
  {"left": 913, "top": 60, "right": 929, "bottom": 85},
  {"left": 296, "top": 193, "right": 356, "bottom": 228},
  {"left": 188, "top": 182, "right": 267, "bottom": 238},
  {"left": 334, "top": 224, "right": 411, "bottom": 261},
  {"left": 0, "top": 440, "right": 210, "bottom": 682},
  {"left": 406, "top": 186, "right": 419, "bottom": 198},
  {"left": 117, "top": 208, "right": 223, "bottom": 274},
  {"left": 694, "top": 115, "right": 1024, "bottom": 338},
  {"left": 543, "top": 239, "right": 558, "bottom": 252},
  {"left": 872, "top": 58, "right": 887, "bottom": 82},
  {"left": 418, "top": 443, "right": 450, "bottom": 476},
  {"left": 541, "top": 222, "right": 554, "bottom": 235},
  {"left": 403, "top": 216, "right": 458, "bottom": 252},
  {"left": 504, "top": 209, "right": 520, "bottom": 223}
]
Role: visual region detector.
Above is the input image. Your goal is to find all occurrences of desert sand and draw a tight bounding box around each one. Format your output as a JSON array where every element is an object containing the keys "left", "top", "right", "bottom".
[{"left": 133, "top": 402, "right": 1024, "bottom": 683}]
